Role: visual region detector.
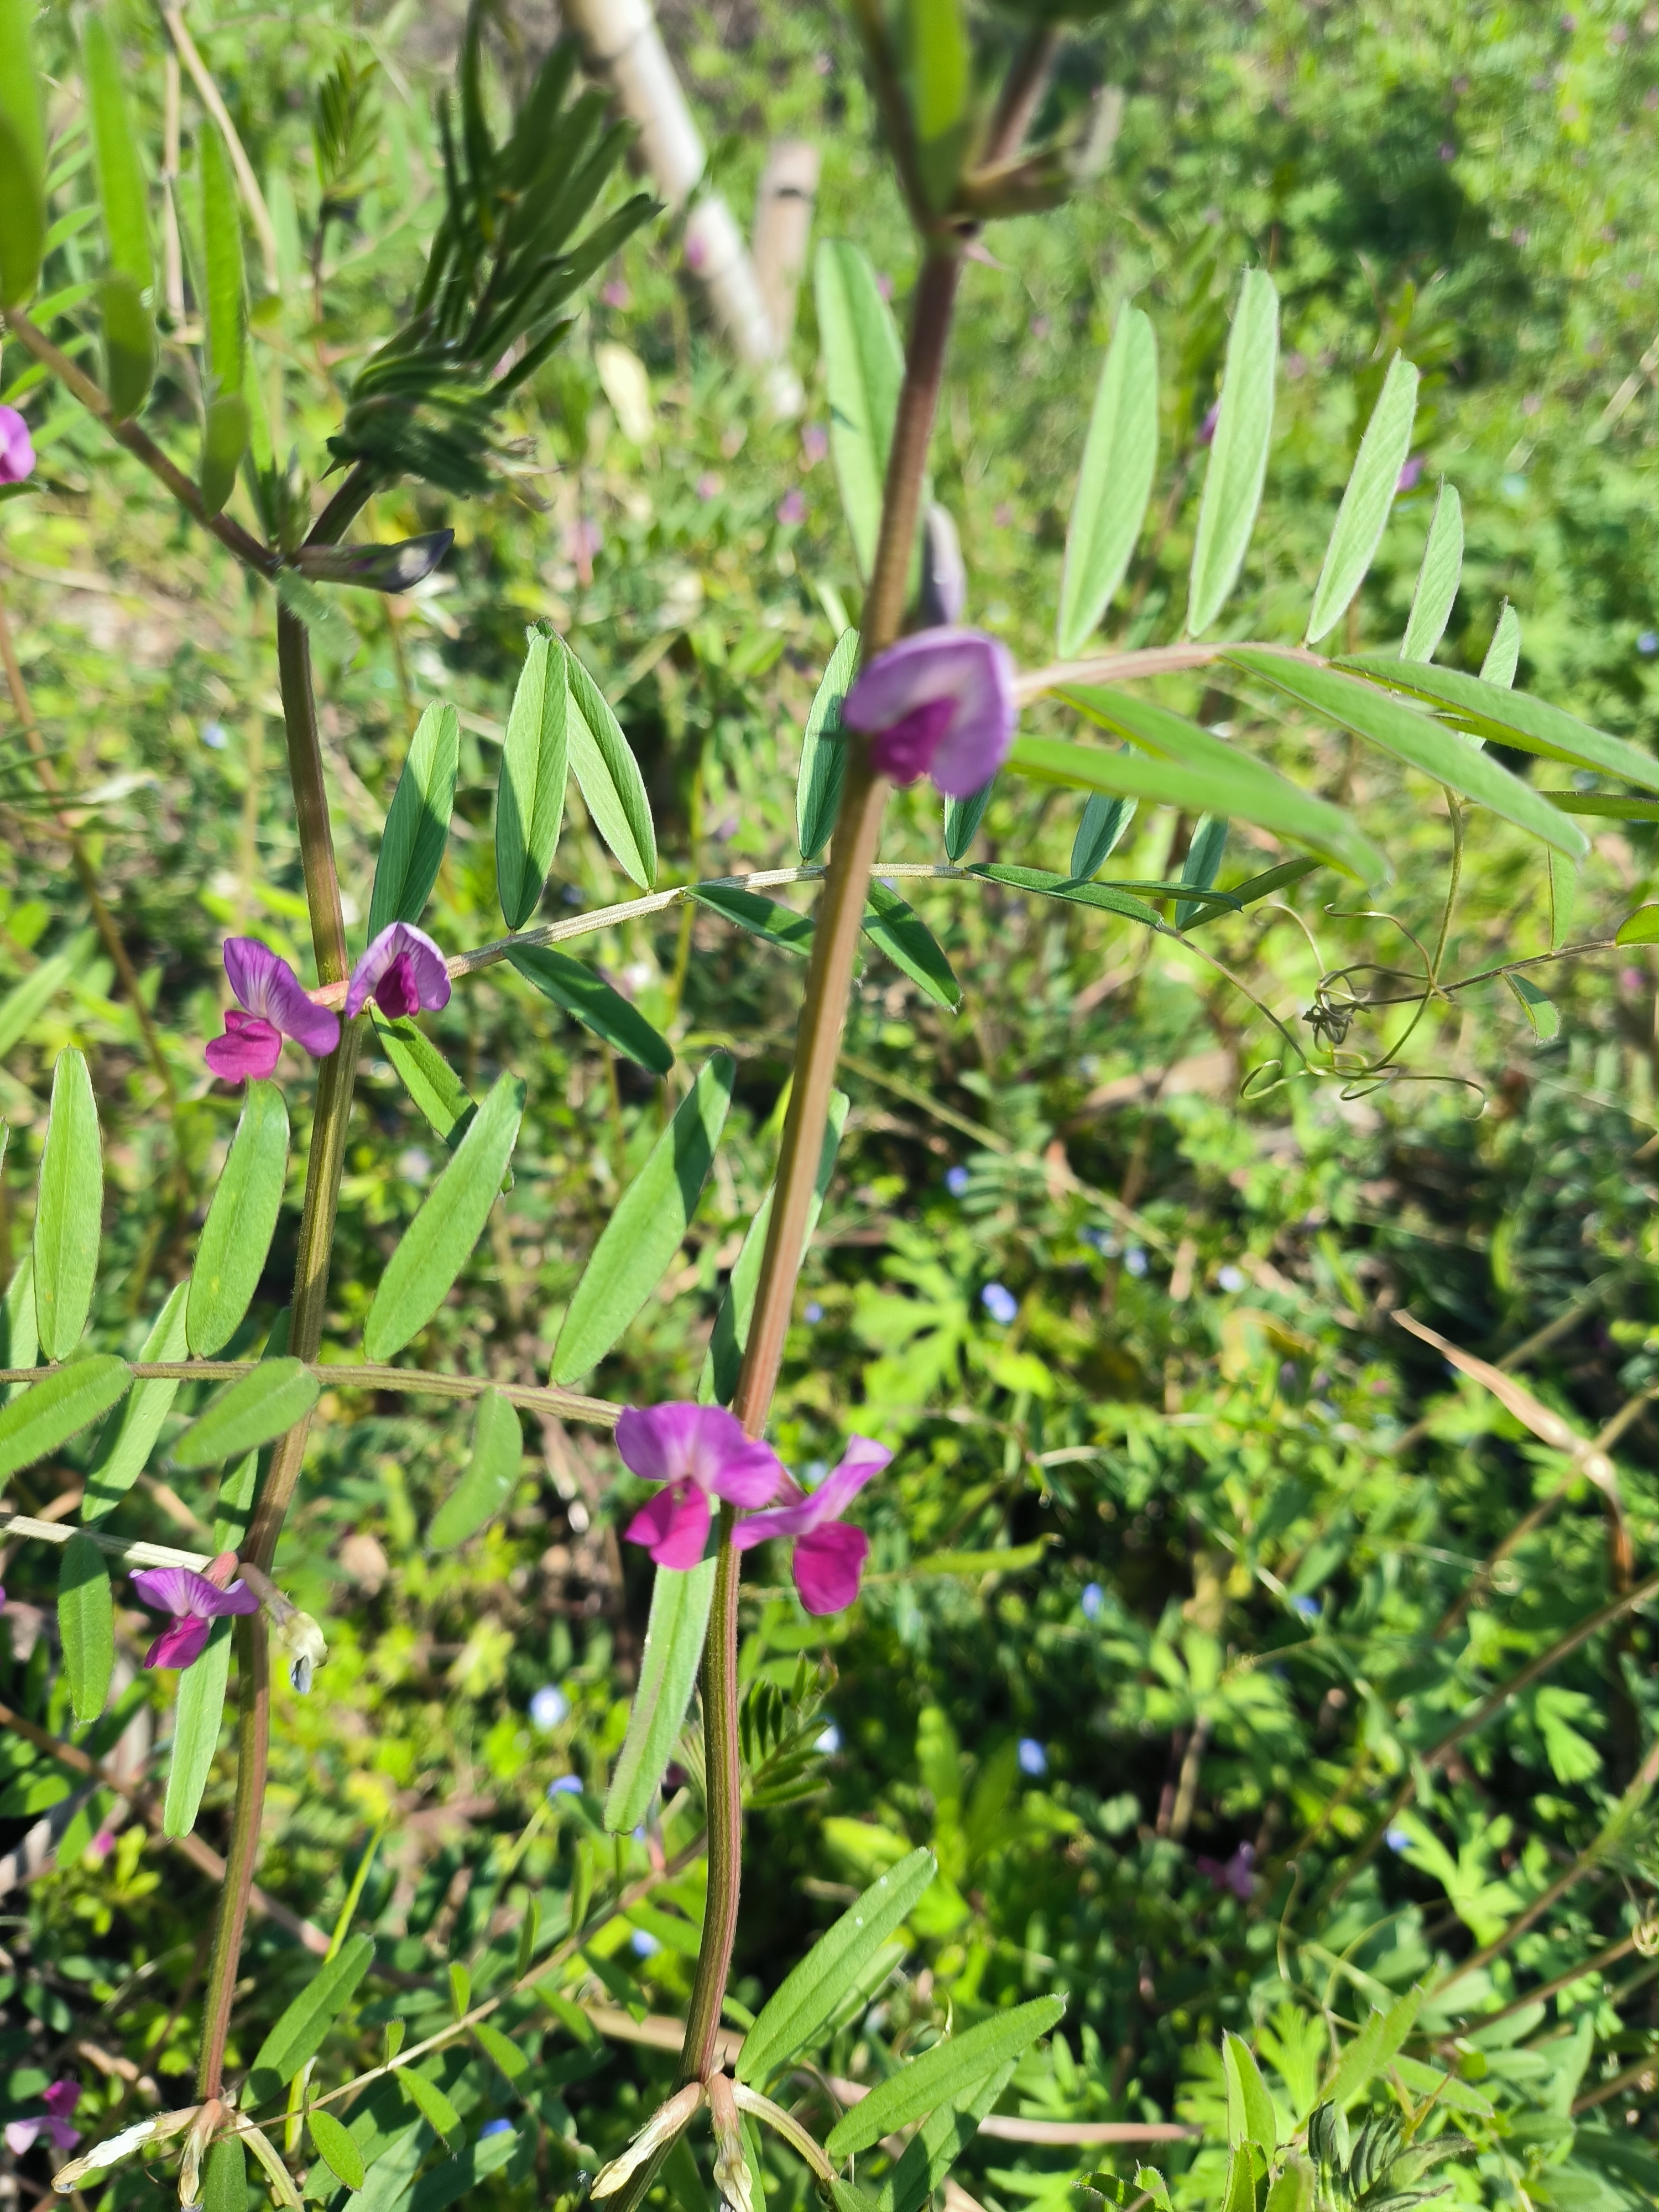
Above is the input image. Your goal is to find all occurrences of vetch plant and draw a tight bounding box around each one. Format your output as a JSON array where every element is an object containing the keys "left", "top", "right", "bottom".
[{"left": 0, "top": 0, "right": 1653, "bottom": 2209}]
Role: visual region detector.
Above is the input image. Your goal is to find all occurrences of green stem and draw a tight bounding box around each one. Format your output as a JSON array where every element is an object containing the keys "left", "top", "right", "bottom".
[{"left": 677, "top": 1512, "right": 741, "bottom": 2085}]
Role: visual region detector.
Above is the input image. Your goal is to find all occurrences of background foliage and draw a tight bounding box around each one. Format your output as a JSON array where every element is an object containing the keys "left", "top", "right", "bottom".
[{"left": 0, "top": 0, "right": 1654, "bottom": 2209}]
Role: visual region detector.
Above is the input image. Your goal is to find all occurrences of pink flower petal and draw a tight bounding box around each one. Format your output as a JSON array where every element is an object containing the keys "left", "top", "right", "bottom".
[
  {"left": 145, "top": 1616, "right": 212, "bottom": 1669},
  {"left": 42, "top": 2083, "right": 80, "bottom": 2122},
  {"left": 732, "top": 1434, "right": 888, "bottom": 1546},
  {"left": 614, "top": 1403, "right": 784, "bottom": 1506},
  {"left": 206, "top": 1008, "right": 283, "bottom": 1081},
  {"left": 623, "top": 1481, "right": 710, "bottom": 1569},
  {"left": 345, "top": 923, "right": 452, "bottom": 1020},
  {"left": 222, "top": 937, "right": 340, "bottom": 1058},
  {"left": 5, "top": 2120, "right": 44, "bottom": 2154},
  {"left": 792, "top": 1522, "right": 869, "bottom": 1614},
  {"left": 843, "top": 630, "right": 1017, "bottom": 800},
  {"left": 131, "top": 1566, "right": 257, "bottom": 1619},
  {"left": 0, "top": 403, "right": 35, "bottom": 486},
  {"left": 46, "top": 2119, "right": 83, "bottom": 2150}
]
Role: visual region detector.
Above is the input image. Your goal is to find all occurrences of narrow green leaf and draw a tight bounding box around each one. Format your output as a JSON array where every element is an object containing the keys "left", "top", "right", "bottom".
[
  {"left": 816, "top": 240, "right": 904, "bottom": 583},
  {"left": 82, "top": 13, "right": 151, "bottom": 287},
  {"left": 1547, "top": 849, "right": 1577, "bottom": 952},
  {"left": 877, "top": 2063, "right": 1014, "bottom": 2212},
  {"left": 1222, "top": 2033, "right": 1277, "bottom": 2153},
  {"left": 1545, "top": 791, "right": 1657, "bottom": 820},
  {"left": 1224, "top": 649, "right": 1589, "bottom": 859},
  {"left": 692, "top": 884, "right": 816, "bottom": 959},
  {"left": 1187, "top": 268, "right": 1278, "bottom": 637},
  {"left": 59, "top": 1530, "right": 114, "bottom": 1725},
  {"left": 1480, "top": 600, "right": 1521, "bottom": 688},
  {"left": 507, "top": 945, "right": 672, "bottom": 1075},
  {"left": 700, "top": 1091, "right": 847, "bottom": 1407},
  {"left": 0, "top": 936, "right": 89, "bottom": 1058},
  {"left": 564, "top": 640, "right": 656, "bottom": 889},
  {"left": 1504, "top": 971, "right": 1559, "bottom": 1042},
  {"left": 189, "top": 1080, "right": 289, "bottom": 1356},
  {"left": 1045, "top": 688, "right": 1389, "bottom": 882},
  {"left": 213, "top": 1448, "right": 260, "bottom": 1552},
  {"left": 200, "top": 390, "right": 249, "bottom": 518},
  {"left": 308, "top": 2110, "right": 367, "bottom": 2193},
  {"left": 1057, "top": 305, "right": 1159, "bottom": 658},
  {"left": 363, "top": 1074, "right": 525, "bottom": 1361},
  {"left": 1262, "top": 2154, "right": 1316, "bottom": 2212},
  {"left": 1182, "top": 855, "right": 1321, "bottom": 930},
  {"left": 824, "top": 1995, "right": 1065, "bottom": 2158},
  {"left": 551, "top": 1055, "right": 735, "bottom": 1384},
  {"left": 200, "top": 124, "right": 245, "bottom": 396},
  {"left": 798, "top": 628, "right": 860, "bottom": 860},
  {"left": 1323, "top": 1986, "right": 1422, "bottom": 2110},
  {"left": 0, "top": 1355, "right": 131, "bottom": 1481},
  {"left": 202, "top": 2138, "right": 248, "bottom": 2212},
  {"left": 371, "top": 702, "right": 460, "bottom": 934},
  {"left": 99, "top": 269, "right": 156, "bottom": 422},
  {"left": 247, "top": 1933, "right": 375, "bottom": 2103},
  {"left": 0, "top": 0, "right": 47, "bottom": 307},
  {"left": 1219, "top": 2146, "right": 1256, "bottom": 2212},
  {"left": 1400, "top": 480, "right": 1462, "bottom": 661},
  {"left": 427, "top": 1387, "right": 523, "bottom": 1548},
  {"left": 970, "top": 862, "right": 1162, "bottom": 930},
  {"left": 862, "top": 881, "right": 960, "bottom": 1010},
  {"left": 404, "top": 2125, "right": 517, "bottom": 2212},
  {"left": 473, "top": 2020, "right": 529, "bottom": 2083},
  {"left": 396, "top": 2068, "right": 461, "bottom": 2145},
  {"left": 1337, "top": 656, "right": 1657, "bottom": 790},
  {"left": 1176, "top": 816, "right": 1229, "bottom": 930},
  {"left": 162, "top": 1614, "right": 233, "bottom": 1835},
  {"left": 370, "top": 1009, "right": 478, "bottom": 1148},
  {"left": 496, "top": 633, "right": 569, "bottom": 930},
  {"left": 942, "top": 775, "right": 997, "bottom": 863},
  {"left": 1305, "top": 352, "right": 1419, "bottom": 644},
  {"left": 35, "top": 1045, "right": 103, "bottom": 1359},
  {"left": 170, "top": 1357, "right": 320, "bottom": 1469},
  {"left": 0, "top": 1252, "right": 36, "bottom": 1402},
  {"left": 1070, "top": 793, "right": 1137, "bottom": 880},
  {"left": 1615, "top": 904, "right": 1659, "bottom": 946},
  {"left": 447, "top": 1963, "right": 470, "bottom": 2019},
  {"left": 909, "top": 0, "right": 971, "bottom": 210},
  {"left": 84, "top": 1282, "right": 190, "bottom": 1517},
  {"left": 1132, "top": 2171, "right": 1174, "bottom": 2212},
  {"left": 603, "top": 1557, "right": 717, "bottom": 1833},
  {"left": 738, "top": 1846, "right": 937, "bottom": 2084}
]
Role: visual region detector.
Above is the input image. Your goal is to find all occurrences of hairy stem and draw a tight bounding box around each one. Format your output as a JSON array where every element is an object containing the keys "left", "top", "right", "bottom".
[
  {"left": 674, "top": 252, "right": 966, "bottom": 2083},
  {"left": 194, "top": 1615, "right": 269, "bottom": 2098}
]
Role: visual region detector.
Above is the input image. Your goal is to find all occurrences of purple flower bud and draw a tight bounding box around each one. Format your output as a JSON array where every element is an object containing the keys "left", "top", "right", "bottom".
[
  {"left": 842, "top": 629, "right": 1017, "bottom": 799},
  {"left": 0, "top": 404, "right": 34, "bottom": 486}
]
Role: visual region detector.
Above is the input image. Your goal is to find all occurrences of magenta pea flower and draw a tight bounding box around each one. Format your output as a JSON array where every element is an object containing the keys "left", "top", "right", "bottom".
[
  {"left": 4, "top": 2079, "right": 81, "bottom": 2154},
  {"left": 842, "top": 629, "right": 1017, "bottom": 799},
  {"left": 129, "top": 1566, "right": 258, "bottom": 1670},
  {"left": 615, "top": 1404, "right": 785, "bottom": 1570},
  {"left": 345, "top": 921, "right": 451, "bottom": 1020},
  {"left": 0, "top": 403, "right": 35, "bottom": 486},
  {"left": 732, "top": 1435, "right": 889, "bottom": 1615},
  {"left": 205, "top": 937, "right": 341, "bottom": 1081}
]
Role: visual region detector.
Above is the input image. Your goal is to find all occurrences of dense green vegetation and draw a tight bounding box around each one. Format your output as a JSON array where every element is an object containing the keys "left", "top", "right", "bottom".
[{"left": 0, "top": 2, "right": 1653, "bottom": 2211}]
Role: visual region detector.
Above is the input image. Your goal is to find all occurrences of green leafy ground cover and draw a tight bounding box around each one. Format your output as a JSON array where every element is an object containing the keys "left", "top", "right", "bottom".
[{"left": 0, "top": 1, "right": 1653, "bottom": 2210}]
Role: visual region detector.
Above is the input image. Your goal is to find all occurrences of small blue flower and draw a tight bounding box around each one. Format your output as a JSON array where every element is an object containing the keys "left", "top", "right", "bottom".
[
  {"left": 1640, "top": 630, "right": 1659, "bottom": 656},
  {"left": 1217, "top": 1264, "right": 1245, "bottom": 1293},
  {"left": 804, "top": 1301, "right": 824, "bottom": 1323},
  {"left": 1081, "top": 1225, "right": 1118, "bottom": 1257},
  {"left": 981, "top": 1282, "right": 1018, "bottom": 1326},
  {"left": 478, "top": 2120, "right": 514, "bottom": 2139},
  {"left": 815, "top": 1723, "right": 842, "bottom": 1754},
  {"left": 1385, "top": 1826, "right": 1412, "bottom": 1854},
  {"left": 201, "top": 721, "right": 228, "bottom": 750},
  {"left": 1291, "top": 1594, "right": 1321, "bottom": 1621},
  {"left": 1017, "top": 1737, "right": 1048, "bottom": 1777},
  {"left": 1124, "top": 1248, "right": 1148, "bottom": 1278},
  {"left": 630, "top": 1927, "right": 660, "bottom": 1958},
  {"left": 530, "top": 1684, "right": 570, "bottom": 1731},
  {"left": 946, "top": 1165, "right": 971, "bottom": 1196},
  {"left": 1081, "top": 1582, "right": 1104, "bottom": 1621},
  {"left": 547, "top": 1774, "right": 583, "bottom": 1799}
]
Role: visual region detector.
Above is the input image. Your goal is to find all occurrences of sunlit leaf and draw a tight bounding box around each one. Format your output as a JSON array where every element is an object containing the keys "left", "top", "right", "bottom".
[
  {"left": 99, "top": 270, "right": 156, "bottom": 423},
  {"left": 1338, "top": 656, "right": 1657, "bottom": 790},
  {"left": 59, "top": 1531, "right": 114, "bottom": 1724},
  {"left": 798, "top": 628, "right": 859, "bottom": 860},
  {"left": 0, "top": 0, "right": 46, "bottom": 306},
  {"left": 1187, "top": 269, "right": 1278, "bottom": 637},
  {"left": 603, "top": 1557, "right": 717, "bottom": 1833},
  {"left": 564, "top": 640, "right": 656, "bottom": 889},
  {"left": 163, "top": 1614, "right": 234, "bottom": 1837},
  {"left": 189, "top": 1080, "right": 289, "bottom": 1356},
  {"left": 0, "top": 1355, "right": 131, "bottom": 1482},
  {"left": 84, "top": 1282, "right": 189, "bottom": 1516},
  {"left": 863, "top": 881, "right": 960, "bottom": 1009},
  {"left": 84, "top": 12, "right": 154, "bottom": 418},
  {"left": 1480, "top": 601, "right": 1520, "bottom": 688},
  {"left": 497, "top": 633, "right": 570, "bottom": 930},
  {"left": 507, "top": 944, "right": 673, "bottom": 1075},
  {"left": 816, "top": 241, "right": 903, "bottom": 584},
  {"left": 246, "top": 1933, "right": 375, "bottom": 2104},
  {"left": 1504, "top": 972, "right": 1559, "bottom": 1042},
  {"left": 427, "top": 1387, "right": 523, "bottom": 1548},
  {"left": 1223, "top": 2032, "right": 1277, "bottom": 2153},
  {"left": 551, "top": 1055, "right": 735, "bottom": 1383},
  {"left": 1176, "top": 816, "right": 1229, "bottom": 929},
  {"left": 373, "top": 702, "right": 460, "bottom": 934},
  {"left": 1057, "top": 304, "right": 1158, "bottom": 659},
  {"left": 363, "top": 1074, "right": 525, "bottom": 1360},
  {"left": 1400, "top": 480, "right": 1462, "bottom": 661},
  {"left": 171, "top": 1357, "right": 320, "bottom": 1468},
  {"left": 1615, "top": 903, "right": 1658, "bottom": 946},
  {"left": 825, "top": 1996, "right": 1065, "bottom": 2157},
  {"left": 1305, "top": 352, "right": 1419, "bottom": 644},
  {"left": 307, "top": 2110, "right": 366, "bottom": 2193},
  {"left": 396, "top": 2068, "right": 461, "bottom": 2145},
  {"left": 34, "top": 1046, "right": 103, "bottom": 1360},
  {"left": 1070, "top": 793, "right": 1136, "bottom": 880},
  {"left": 371, "top": 1009, "right": 478, "bottom": 1148}
]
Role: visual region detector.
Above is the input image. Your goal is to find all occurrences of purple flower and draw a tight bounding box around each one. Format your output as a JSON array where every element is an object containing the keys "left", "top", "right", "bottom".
[
  {"left": 731, "top": 1436, "right": 889, "bottom": 1615},
  {"left": 1396, "top": 455, "right": 1425, "bottom": 493},
  {"left": 206, "top": 937, "right": 340, "bottom": 1081},
  {"left": 616, "top": 1404, "right": 785, "bottom": 1570},
  {"left": 345, "top": 922, "right": 451, "bottom": 1020},
  {"left": 0, "top": 404, "right": 35, "bottom": 486},
  {"left": 775, "top": 488, "right": 806, "bottom": 526},
  {"left": 1196, "top": 401, "right": 1221, "bottom": 447},
  {"left": 1196, "top": 1841, "right": 1256, "bottom": 1900},
  {"left": 4, "top": 2080, "right": 81, "bottom": 2154},
  {"left": 842, "top": 629, "right": 1017, "bottom": 799},
  {"left": 601, "top": 279, "right": 632, "bottom": 310},
  {"left": 130, "top": 1566, "right": 258, "bottom": 1671},
  {"left": 801, "top": 424, "right": 828, "bottom": 467}
]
